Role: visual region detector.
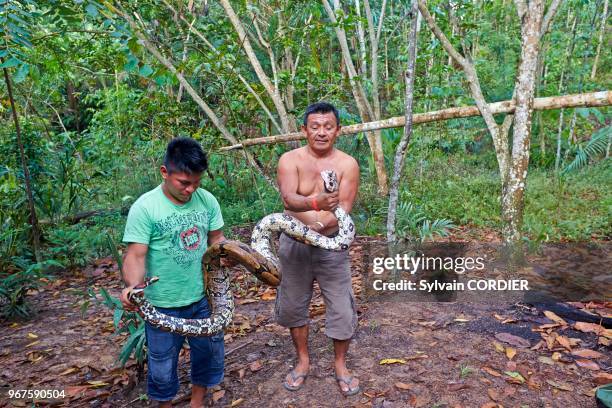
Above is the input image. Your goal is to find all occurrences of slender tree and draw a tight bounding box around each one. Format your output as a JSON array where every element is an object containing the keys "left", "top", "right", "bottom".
[
  {"left": 322, "top": 0, "right": 389, "bottom": 194},
  {"left": 417, "top": 0, "right": 557, "bottom": 262},
  {"left": 2, "top": 61, "right": 42, "bottom": 262},
  {"left": 591, "top": 0, "right": 608, "bottom": 80},
  {"left": 387, "top": 1, "right": 419, "bottom": 244}
]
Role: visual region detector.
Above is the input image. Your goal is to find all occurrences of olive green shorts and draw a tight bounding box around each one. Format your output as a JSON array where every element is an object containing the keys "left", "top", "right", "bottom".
[{"left": 274, "top": 233, "right": 357, "bottom": 340}]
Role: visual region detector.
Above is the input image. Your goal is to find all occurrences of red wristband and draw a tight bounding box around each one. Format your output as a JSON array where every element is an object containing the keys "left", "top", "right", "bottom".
[{"left": 310, "top": 197, "right": 319, "bottom": 211}]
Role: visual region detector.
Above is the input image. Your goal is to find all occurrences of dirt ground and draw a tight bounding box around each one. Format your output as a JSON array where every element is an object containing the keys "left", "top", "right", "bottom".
[{"left": 0, "top": 231, "right": 610, "bottom": 408}]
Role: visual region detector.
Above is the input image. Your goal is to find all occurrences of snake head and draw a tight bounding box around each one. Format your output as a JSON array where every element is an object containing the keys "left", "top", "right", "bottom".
[
  {"left": 127, "top": 276, "right": 159, "bottom": 303},
  {"left": 320, "top": 170, "right": 338, "bottom": 193}
]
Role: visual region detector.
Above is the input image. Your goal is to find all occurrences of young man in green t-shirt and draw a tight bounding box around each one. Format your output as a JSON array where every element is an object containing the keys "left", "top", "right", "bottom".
[{"left": 119, "top": 137, "right": 228, "bottom": 408}]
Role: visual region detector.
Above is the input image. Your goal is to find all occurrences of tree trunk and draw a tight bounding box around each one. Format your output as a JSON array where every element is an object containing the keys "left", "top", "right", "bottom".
[
  {"left": 3, "top": 63, "right": 42, "bottom": 263},
  {"left": 323, "top": 0, "right": 389, "bottom": 195},
  {"left": 355, "top": 0, "right": 368, "bottom": 76},
  {"left": 501, "top": 0, "right": 544, "bottom": 263},
  {"left": 66, "top": 81, "right": 80, "bottom": 132},
  {"left": 535, "top": 46, "right": 547, "bottom": 158},
  {"left": 591, "top": 0, "right": 608, "bottom": 79},
  {"left": 568, "top": 109, "right": 578, "bottom": 144},
  {"left": 387, "top": 1, "right": 419, "bottom": 244},
  {"left": 555, "top": 13, "right": 580, "bottom": 170},
  {"left": 219, "top": 0, "right": 296, "bottom": 133}
]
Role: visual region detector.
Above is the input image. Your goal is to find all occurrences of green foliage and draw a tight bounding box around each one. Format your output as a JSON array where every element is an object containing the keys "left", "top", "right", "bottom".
[
  {"left": 97, "top": 286, "right": 147, "bottom": 366},
  {"left": 91, "top": 229, "right": 147, "bottom": 366},
  {"left": 44, "top": 224, "right": 107, "bottom": 269},
  {"left": 562, "top": 126, "right": 610, "bottom": 175},
  {"left": 0, "top": 260, "right": 60, "bottom": 320},
  {"left": 379, "top": 201, "right": 455, "bottom": 243},
  {"left": 106, "top": 232, "right": 123, "bottom": 275}
]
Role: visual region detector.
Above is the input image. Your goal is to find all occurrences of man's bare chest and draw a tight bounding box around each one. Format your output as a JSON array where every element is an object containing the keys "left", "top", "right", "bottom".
[{"left": 296, "top": 163, "right": 343, "bottom": 196}]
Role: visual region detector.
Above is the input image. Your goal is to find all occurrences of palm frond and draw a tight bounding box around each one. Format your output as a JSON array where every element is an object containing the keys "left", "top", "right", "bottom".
[{"left": 562, "top": 126, "right": 610, "bottom": 174}]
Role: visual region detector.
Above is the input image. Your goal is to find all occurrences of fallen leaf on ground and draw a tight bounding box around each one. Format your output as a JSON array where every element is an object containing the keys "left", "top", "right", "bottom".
[
  {"left": 493, "top": 313, "right": 517, "bottom": 324},
  {"left": 66, "top": 385, "right": 89, "bottom": 398},
  {"left": 571, "top": 349, "right": 605, "bottom": 359},
  {"left": 504, "top": 371, "right": 525, "bottom": 384},
  {"left": 86, "top": 380, "right": 108, "bottom": 387},
  {"left": 404, "top": 353, "right": 428, "bottom": 360},
  {"left": 379, "top": 358, "right": 406, "bottom": 365},
  {"left": 495, "top": 333, "right": 530, "bottom": 348},
  {"left": 395, "top": 382, "right": 413, "bottom": 390},
  {"left": 536, "top": 323, "right": 561, "bottom": 330},
  {"left": 492, "top": 341, "right": 505, "bottom": 353},
  {"left": 363, "top": 390, "right": 386, "bottom": 398},
  {"left": 538, "top": 356, "right": 554, "bottom": 365},
  {"left": 593, "top": 373, "right": 612, "bottom": 385},
  {"left": 248, "top": 360, "right": 263, "bottom": 372},
  {"left": 260, "top": 289, "right": 276, "bottom": 301},
  {"left": 230, "top": 399, "right": 244, "bottom": 407},
  {"left": 27, "top": 333, "right": 38, "bottom": 339},
  {"left": 527, "top": 375, "right": 542, "bottom": 389},
  {"left": 482, "top": 367, "right": 502, "bottom": 377},
  {"left": 60, "top": 367, "right": 80, "bottom": 376},
  {"left": 543, "top": 311, "right": 568, "bottom": 326},
  {"left": 546, "top": 380, "right": 573, "bottom": 391},
  {"left": 449, "top": 383, "right": 470, "bottom": 392},
  {"left": 487, "top": 388, "right": 499, "bottom": 401},
  {"left": 505, "top": 347, "right": 516, "bottom": 360},
  {"left": 575, "top": 359, "right": 600, "bottom": 371},
  {"left": 543, "top": 332, "right": 557, "bottom": 350},
  {"left": 212, "top": 390, "right": 225, "bottom": 403},
  {"left": 574, "top": 322, "right": 605, "bottom": 336},
  {"left": 556, "top": 335, "right": 571, "bottom": 350}
]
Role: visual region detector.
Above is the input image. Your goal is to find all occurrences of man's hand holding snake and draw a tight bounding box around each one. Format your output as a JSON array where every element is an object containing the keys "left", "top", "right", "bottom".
[{"left": 312, "top": 190, "right": 339, "bottom": 212}]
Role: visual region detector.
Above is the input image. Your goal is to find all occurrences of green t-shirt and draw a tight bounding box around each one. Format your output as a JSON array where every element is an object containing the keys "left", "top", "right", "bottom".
[{"left": 122, "top": 184, "right": 224, "bottom": 307}]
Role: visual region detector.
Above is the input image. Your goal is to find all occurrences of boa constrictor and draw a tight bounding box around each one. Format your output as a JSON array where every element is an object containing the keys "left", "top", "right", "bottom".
[{"left": 128, "top": 170, "right": 356, "bottom": 336}]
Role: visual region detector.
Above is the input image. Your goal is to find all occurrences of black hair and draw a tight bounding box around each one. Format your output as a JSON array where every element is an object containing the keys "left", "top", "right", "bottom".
[
  {"left": 164, "top": 137, "right": 208, "bottom": 174},
  {"left": 303, "top": 101, "right": 340, "bottom": 127}
]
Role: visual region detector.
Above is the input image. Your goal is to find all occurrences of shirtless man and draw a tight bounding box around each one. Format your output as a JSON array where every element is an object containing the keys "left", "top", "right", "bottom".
[{"left": 276, "top": 102, "right": 360, "bottom": 396}]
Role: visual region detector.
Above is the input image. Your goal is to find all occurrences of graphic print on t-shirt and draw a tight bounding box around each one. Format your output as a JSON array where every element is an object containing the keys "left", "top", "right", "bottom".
[
  {"left": 180, "top": 225, "right": 201, "bottom": 250},
  {"left": 152, "top": 211, "right": 209, "bottom": 267}
]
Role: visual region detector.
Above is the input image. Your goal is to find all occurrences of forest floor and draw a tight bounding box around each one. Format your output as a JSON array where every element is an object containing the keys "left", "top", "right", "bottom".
[{"left": 1, "top": 227, "right": 610, "bottom": 408}]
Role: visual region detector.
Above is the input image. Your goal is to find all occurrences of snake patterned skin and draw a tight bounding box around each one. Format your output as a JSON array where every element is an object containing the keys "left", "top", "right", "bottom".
[{"left": 128, "top": 170, "right": 355, "bottom": 337}]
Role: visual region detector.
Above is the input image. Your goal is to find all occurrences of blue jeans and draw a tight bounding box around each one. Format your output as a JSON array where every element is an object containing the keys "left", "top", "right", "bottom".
[{"left": 145, "top": 297, "right": 224, "bottom": 402}]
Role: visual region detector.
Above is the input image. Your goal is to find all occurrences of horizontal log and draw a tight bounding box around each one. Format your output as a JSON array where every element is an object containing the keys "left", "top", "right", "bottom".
[{"left": 219, "top": 90, "right": 611, "bottom": 151}]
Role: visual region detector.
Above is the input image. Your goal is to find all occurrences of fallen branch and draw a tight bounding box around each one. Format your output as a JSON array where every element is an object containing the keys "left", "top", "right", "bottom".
[{"left": 220, "top": 90, "right": 611, "bottom": 151}]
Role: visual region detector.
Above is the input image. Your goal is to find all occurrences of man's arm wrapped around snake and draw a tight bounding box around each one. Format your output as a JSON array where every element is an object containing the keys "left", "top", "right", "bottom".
[{"left": 127, "top": 170, "right": 355, "bottom": 337}]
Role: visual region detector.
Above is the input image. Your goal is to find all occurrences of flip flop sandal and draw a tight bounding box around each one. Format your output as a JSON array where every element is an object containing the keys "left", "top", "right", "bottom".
[
  {"left": 336, "top": 375, "right": 360, "bottom": 396},
  {"left": 283, "top": 370, "right": 308, "bottom": 391}
]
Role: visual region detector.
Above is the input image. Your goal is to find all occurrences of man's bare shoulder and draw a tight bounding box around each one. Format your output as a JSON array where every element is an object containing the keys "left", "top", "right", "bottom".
[
  {"left": 334, "top": 148, "right": 359, "bottom": 170},
  {"left": 279, "top": 147, "right": 306, "bottom": 163}
]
